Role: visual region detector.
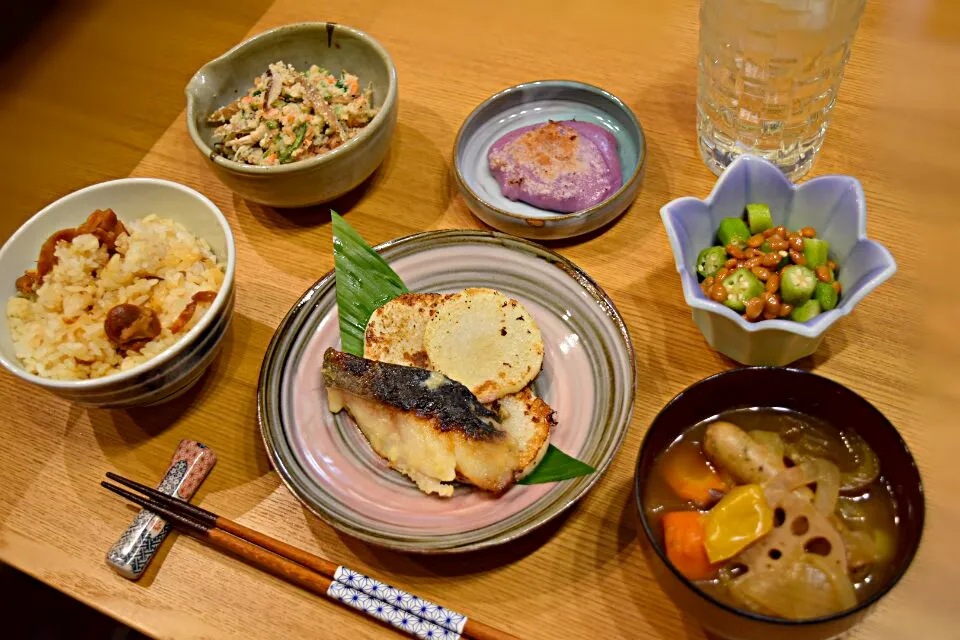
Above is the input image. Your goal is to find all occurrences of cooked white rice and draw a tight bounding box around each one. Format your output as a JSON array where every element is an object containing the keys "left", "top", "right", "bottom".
[{"left": 7, "top": 215, "right": 224, "bottom": 380}]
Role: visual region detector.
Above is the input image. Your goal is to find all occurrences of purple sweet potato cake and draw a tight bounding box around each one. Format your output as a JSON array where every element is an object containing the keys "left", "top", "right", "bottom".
[{"left": 487, "top": 120, "right": 622, "bottom": 213}]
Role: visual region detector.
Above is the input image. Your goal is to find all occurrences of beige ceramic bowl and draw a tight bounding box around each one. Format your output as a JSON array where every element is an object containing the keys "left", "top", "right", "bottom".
[{"left": 185, "top": 23, "right": 398, "bottom": 208}]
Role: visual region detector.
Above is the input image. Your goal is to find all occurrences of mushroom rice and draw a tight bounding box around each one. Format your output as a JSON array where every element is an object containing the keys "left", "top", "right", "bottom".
[{"left": 7, "top": 211, "right": 223, "bottom": 380}]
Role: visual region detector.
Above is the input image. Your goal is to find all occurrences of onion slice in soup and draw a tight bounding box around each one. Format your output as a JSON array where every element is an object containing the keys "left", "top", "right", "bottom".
[
  {"left": 785, "top": 430, "right": 879, "bottom": 494},
  {"left": 749, "top": 430, "right": 786, "bottom": 460},
  {"left": 837, "top": 431, "right": 880, "bottom": 493},
  {"left": 730, "top": 553, "right": 857, "bottom": 619},
  {"left": 764, "top": 459, "right": 840, "bottom": 516}
]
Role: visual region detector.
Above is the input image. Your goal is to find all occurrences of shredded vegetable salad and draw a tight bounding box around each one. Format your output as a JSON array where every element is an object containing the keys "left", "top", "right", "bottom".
[{"left": 207, "top": 61, "right": 378, "bottom": 166}]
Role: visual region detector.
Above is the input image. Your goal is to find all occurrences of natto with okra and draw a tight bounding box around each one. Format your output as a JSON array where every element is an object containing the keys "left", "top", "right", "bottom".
[{"left": 696, "top": 203, "right": 841, "bottom": 322}]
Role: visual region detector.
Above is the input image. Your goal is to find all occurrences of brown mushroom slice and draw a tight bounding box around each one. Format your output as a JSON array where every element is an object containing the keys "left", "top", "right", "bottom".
[
  {"left": 17, "top": 208, "right": 128, "bottom": 293},
  {"left": 104, "top": 304, "right": 162, "bottom": 351},
  {"left": 169, "top": 291, "right": 218, "bottom": 334},
  {"left": 77, "top": 208, "right": 127, "bottom": 253},
  {"left": 36, "top": 228, "right": 79, "bottom": 278},
  {"left": 298, "top": 72, "right": 347, "bottom": 143},
  {"left": 15, "top": 270, "right": 41, "bottom": 296}
]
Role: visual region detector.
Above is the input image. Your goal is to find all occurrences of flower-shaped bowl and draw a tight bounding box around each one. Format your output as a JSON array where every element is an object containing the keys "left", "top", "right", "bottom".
[{"left": 660, "top": 155, "right": 896, "bottom": 366}]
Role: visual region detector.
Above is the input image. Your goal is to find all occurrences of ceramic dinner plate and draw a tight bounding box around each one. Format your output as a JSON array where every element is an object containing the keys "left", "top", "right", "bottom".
[{"left": 258, "top": 230, "right": 636, "bottom": 553}]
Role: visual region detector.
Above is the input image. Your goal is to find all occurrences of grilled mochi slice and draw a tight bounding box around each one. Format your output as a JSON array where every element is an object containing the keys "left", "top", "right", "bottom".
[
  {"left": 363, "top": 292, "right": 452, "bottom": 368},
  {"left": 492, "top": 386, "right": 556, "bottom": 480},
  {"left": 422, "top": 288, "right": 544, "bottom": 403},
  {"left": 323, "top": 348, "right": 539, "bottom": 497}
]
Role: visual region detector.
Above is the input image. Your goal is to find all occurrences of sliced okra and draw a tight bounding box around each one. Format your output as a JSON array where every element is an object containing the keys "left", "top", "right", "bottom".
[
  {"left": 718, "top": 217, "right": 751, "bottom": 249},
  {"left": 745, "top": 203, "right": 774, "bottom": 234},
  {"left": 721, "top": 268, "right": 765, "bottom": 311},
  {"left": 790, "top": 299, "right": 822, "bottom": 322},
  {"left": 780, "top": 265, "right": 817, "bottom": 305},
  {"left": 803, "top": 237, "right": 830, "bottom": 268},
  {"left": 814, "top": 281, "right": 839, "bottom": 311},
  {"left": 696, "top": 246, "right": 728, "bottom": 280}
]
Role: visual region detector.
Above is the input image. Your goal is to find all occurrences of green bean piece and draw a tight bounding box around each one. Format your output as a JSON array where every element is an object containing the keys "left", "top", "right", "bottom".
[
  {"left": 803, "top": 237, "right": 830, "bottom": 268},
  {"left": 721, "top": 268, "right": 764, "bottom": 311},
  {"left": 279, "top": 122, "right": 308, "bottom": 164},
  {"left": 789, "top": 299, "right": 822, "bottom": 322},
  {"left": 780, "top": 265, "right": 817, "bottom": 305},
  {"left": 718, "top": 217, "right": 751, "bottom": 249},
  {"left": 814, "top": 282, "right": 839, "bottom": 310},
  {"left": 696, "top": 246, "right": 728, "bottom": 280},
  {"left": 745, "top": 203, "right": 774, "bottom": 234}
]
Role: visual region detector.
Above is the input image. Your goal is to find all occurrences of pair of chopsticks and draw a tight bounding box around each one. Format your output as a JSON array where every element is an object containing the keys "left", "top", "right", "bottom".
[{"left": 102, "top": 473, "right": 517, "bottom": 640}]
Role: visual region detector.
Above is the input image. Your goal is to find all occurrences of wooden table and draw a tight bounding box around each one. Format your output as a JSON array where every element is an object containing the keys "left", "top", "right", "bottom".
[{"left": 1, "top": 1, "right": 956, "bottom": 638}]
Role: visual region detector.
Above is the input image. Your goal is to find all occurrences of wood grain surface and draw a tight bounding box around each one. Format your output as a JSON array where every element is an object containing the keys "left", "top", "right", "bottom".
[{"left": 1, "top": 1, "right": 956, "bottom": 638}]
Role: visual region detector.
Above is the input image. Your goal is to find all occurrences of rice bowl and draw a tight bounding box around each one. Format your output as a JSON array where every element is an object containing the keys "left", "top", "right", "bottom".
[
  {"left": 7, "top": 213, "right": 224, "bottom": 380},
  {"left": 0, "top": 178, "right": 236, "bottom": 407}
]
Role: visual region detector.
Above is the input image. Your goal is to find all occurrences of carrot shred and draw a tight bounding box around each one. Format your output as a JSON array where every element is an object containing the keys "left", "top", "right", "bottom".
[
  {"left": 662, "top": 511, "right": 718, "bottom": 581},
  {"left": 660, "top": 440, "right": 728, "bottom": 506}
]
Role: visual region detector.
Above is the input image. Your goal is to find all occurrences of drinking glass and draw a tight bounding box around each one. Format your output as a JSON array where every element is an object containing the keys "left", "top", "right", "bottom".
[{"left": 697, "top": 0, "right": 866, "bottom": 180}]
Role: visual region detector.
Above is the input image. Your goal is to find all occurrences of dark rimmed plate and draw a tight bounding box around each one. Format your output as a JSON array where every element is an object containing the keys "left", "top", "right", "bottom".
[{"left": 258, "top": 230, "right": 636, "bottom": 552}]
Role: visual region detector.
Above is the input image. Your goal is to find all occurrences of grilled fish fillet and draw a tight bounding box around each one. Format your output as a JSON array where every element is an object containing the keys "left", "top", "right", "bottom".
[
  {"left": 362, "top": 292, "right": 554, "bottom": 480},
  {"left": 324, "top": 348, "right": 548, "bottom": 497}
]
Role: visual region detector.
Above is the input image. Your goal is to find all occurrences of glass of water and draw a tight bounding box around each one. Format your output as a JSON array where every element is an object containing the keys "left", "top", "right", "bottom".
[{"left": 697, "top": 0, "right": 866, "bottom": 180}]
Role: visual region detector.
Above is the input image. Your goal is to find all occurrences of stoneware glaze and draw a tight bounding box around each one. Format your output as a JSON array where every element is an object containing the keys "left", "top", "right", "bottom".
[
  {"left": 258, "top": 230, "right": 636, "bottom": 552},
  {"left": 634, "top": 367, "right": 924, "bottom": 640},
  {"left": 185, "top": 23, "right": 398, "bottom": 208},
  {"left": 660, "top": 155, "right": 896, "bottom": 366},
  {"left": 0, "top": 178, "right": 236, "bottom": 407},
  {"left": 454, "top": 80, "right": 646, "bottom": 240}
]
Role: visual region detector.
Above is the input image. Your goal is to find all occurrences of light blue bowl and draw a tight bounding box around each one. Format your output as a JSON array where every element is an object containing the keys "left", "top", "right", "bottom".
[
  {"left": 660, "top": 156, "right": 896, "bottom": 366},
  {"left": 454, "top": 80, "right": 646, "bottom": 240}
]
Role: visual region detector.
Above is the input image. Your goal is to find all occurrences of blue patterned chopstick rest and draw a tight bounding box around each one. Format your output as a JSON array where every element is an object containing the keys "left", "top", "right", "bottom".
[{"left": 105, "top": 440, "right": 217, "bottom": 579}]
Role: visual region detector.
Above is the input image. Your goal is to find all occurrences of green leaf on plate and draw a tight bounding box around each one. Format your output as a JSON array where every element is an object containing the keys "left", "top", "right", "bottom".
[
  {"left": 516, "top": 444, "right": 596, "bottom": 484},
  {"left": 331, "top": 213, "right": 595, "bottom": 484},
  {"left": 332, "top": 212, "right": 408, "bottom": 356}
]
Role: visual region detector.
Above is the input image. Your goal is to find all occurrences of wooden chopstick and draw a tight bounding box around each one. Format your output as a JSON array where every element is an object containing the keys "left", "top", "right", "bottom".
[{"left": 102, "top": 474, "right": 517, "bottom": 640}]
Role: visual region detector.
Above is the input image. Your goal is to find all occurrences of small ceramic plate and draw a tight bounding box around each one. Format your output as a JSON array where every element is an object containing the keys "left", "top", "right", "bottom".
[
  {"left": 258, "top": 230, "right": 636, "bottom": 553},
  {"left": 454, "top": 80, "right": 646, "bottom": 240}
]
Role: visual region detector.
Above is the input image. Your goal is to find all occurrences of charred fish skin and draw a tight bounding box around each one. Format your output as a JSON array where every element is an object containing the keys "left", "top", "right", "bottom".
[{"left": 322, "top": 348, "right": 503, "bottom": 441}]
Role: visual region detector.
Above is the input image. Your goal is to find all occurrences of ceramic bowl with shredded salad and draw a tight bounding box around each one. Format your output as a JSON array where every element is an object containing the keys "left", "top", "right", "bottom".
[{"left": 207, "top": 61, "right": 378, "bottom": 166}]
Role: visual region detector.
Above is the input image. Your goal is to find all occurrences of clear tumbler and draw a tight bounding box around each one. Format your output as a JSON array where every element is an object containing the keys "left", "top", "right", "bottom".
[{"left": 697, "top": 0, "right": 866, "bottom": 180}]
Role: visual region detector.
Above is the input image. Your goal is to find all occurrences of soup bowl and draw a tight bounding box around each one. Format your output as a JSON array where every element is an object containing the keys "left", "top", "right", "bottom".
[{"left": 633, "top": 367, "right": 924, "bottom": 640}]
